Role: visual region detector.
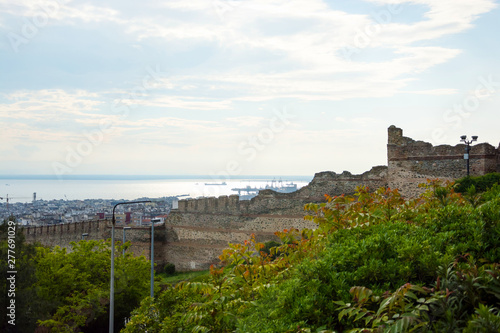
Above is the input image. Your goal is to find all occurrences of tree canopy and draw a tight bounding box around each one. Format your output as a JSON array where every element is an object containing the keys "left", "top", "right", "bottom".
[
  {"left": 0, "top": 223, "right": 152, "bottom": 333},
  {"left": 123, "top": 181, "right": 500, "bottom": 332},
  {"left": 2, "top": 178, "right": 500, "bottom": 332}
]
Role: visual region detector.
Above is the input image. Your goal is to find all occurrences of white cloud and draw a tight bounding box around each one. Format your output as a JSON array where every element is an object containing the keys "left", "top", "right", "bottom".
[
  {"left": 363, "top": 0, "right": 496, "bottom": 44},
  {"left": 117, "top": 117, "right": 221, "bottom": 132},
  {"left": 0, "top": 89, "right": 103, "bottom": 121},
  {"left": 405, "top": 88, "right": 458, "bottom": 95},
  {"left": 121, "top": 95, "right": 232, "bottom": 111},
  {"left": 101, "top": 0, "right": 492, "bottom": 102},
  {"left": 3, "top": 0, "right": 492, "bottom": 102},
  {"left": 0, "top": 0, "right": 121, "bottom": 24},
  {"left": 226, "top": 116, "right": 268, "bottom": 127},
  {"left": 0, "top": 121, "right": 71, "bottom": 143},
  {"left": 0, "top": 0, "right": 497, "bottom": 175}
]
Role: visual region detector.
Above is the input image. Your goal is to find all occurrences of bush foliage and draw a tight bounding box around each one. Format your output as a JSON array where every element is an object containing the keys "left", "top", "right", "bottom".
[
  {"left": 34, "top": 240, "right": 152, "bottom": 332},
  {"left": 455, "top": 172, "right": 500, "bottom": 193},
  {"left": 3, "top": 179, "right": 500, "bottom": 332},
  {"left": 123, "top": 181, "right": 500, "bottom": 333},
  {"left": 0, "top": 227, "right": 152, "bottom": 333}
]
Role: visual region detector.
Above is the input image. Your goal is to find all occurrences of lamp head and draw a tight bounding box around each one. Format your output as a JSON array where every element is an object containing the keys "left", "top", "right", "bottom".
[
  {"left": 472, "top": 136, "right": 478, "bottom": 141},
  {"left": 460, "top": 135, "right": 467, "bottom": 141}
]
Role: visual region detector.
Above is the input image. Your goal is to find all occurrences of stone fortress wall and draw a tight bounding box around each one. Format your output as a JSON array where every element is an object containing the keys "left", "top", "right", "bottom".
[
  {"left": 24, "top": 219, "right": 106, "bottom": 248},
  {"left": 23, "top": 220, "right": 166, "bottom": 262},
  {"left": 166, "top": 165, "right": 388, "bottom": 270},
  {"left": 387, "top": 125, "right": 500, "bottom": 197},
  {"left": 23, "top": 126, "right": 500, "bottom": 270}
]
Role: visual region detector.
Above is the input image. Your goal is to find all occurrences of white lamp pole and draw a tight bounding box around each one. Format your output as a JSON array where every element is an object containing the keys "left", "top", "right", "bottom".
[
  {"left": 110, "top": 200, "right": 150, "bottom": 333},
  {"left": 150, "top": 218, "right": 154, "bottom": 298}
]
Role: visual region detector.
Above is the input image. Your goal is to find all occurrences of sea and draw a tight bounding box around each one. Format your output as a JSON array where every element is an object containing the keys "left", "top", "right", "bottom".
[{"left": 0, "top": 175, "right": 313, "bottom": 203}]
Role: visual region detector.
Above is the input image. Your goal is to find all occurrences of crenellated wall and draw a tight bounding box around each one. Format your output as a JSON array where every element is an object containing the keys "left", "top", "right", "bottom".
[
  {"left": 23, "top": 221, "right": 166, "bottom": 262},
  {"left": 22, "top": 126, "right": 500, "bottom": 271},
  {"left": 23, "top": 220, "right": 108, "bottom": 248}
]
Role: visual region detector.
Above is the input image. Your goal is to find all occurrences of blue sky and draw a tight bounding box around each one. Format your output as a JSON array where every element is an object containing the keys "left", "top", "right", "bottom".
[{"left": 1, "top": 0, "right": 499, "bottom": 177}]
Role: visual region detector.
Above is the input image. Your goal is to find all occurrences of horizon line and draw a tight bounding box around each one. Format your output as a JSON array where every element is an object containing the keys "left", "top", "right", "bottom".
[{"left": 0, "top": 174, "right": 315, "bottom": 181}]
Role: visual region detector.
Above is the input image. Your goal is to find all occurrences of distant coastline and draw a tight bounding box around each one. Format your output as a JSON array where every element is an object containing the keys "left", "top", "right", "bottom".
[
  {"left": 0, "top": 175, "right": 314, "bottom": 182},
  {"left": 0, "top": 176, "right": 313, "bottom": 204}
]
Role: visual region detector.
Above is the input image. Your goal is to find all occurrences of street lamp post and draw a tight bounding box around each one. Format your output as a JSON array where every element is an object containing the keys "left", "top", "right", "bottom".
[
  {"left": 460, "top": 135, "right": 478, "bottom": 177},
  {"left": 150, "top": 218, "right": 155, "bottom": 298},
  {"left": 122, "top": 227, "right": 131, "bottom": 257},
  {"left": 110, "top": 200, "right": 150, "bottom": 333}
]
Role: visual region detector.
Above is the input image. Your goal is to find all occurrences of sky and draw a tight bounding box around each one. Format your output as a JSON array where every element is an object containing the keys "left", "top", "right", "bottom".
[{"left": 0, "top": 0, "right": 499, "bottom": 178}]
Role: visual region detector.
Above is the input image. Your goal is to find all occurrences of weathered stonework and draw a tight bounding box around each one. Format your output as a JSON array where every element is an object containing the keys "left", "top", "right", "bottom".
[
  {"left": 23, "top": 126, "right": 500, "bottom": 270},
  {"left": 387, "top": 125, "right": 500, "bottom": 197},
  {"left": 23, "top": 220, "right": 106, "bottom": 248},
  {"left": 164, "top": 165, "right": 388, "bottom": 270}
]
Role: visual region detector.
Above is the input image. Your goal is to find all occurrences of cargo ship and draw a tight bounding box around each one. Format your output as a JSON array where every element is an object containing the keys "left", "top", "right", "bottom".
[{"left": 231, "top": 179, "right": 298, "bottom": 200}]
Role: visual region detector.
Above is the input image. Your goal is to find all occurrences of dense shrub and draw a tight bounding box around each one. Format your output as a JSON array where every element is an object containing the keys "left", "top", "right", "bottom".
[
  {"left": 164, "top": 262, "right": 176, "bottom": 275},
  {"left": 455, "top": 172, "right": 500, "bottom": 193},
  {"left": 35, "top": 240, "right": 152, "bottom": 332},
  {"left": 124, "top": 183, "right": 500, "bottom": 333}
]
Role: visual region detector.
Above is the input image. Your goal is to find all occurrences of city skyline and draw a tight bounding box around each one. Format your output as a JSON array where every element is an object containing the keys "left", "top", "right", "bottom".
[{"left": 1, "top": 0, "right": 500, "bottom": 177}]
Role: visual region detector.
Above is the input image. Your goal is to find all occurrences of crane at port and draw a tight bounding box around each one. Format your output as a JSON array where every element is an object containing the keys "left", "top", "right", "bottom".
[{"left": 0, "top": 194, "right": 31, "bottom": 209}]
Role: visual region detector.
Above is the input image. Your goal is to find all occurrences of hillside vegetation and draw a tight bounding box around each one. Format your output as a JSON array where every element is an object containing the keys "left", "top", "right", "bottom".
[
  {"left": 1, "top": 177, "right": 499, "bottom": 332},
  {"left": 0, "top": 230, "right": 152, "bottom": 332},
  {"left": 123, "top": 180, "right": 500, "bottom": 333}
]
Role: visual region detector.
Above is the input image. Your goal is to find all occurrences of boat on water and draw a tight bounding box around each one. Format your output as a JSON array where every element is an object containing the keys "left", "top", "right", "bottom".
[
  {"left": 232, "top": 179, "right": 298, "bottom": 200},
  {"left": 204, "top": 182, "right": 227, "bottom": 186}
]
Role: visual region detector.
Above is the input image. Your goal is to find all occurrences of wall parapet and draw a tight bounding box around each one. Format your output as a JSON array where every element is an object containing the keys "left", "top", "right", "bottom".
[
  {"left": 22, "top": 220, "right": 166, "bottom": 262},
  {"left": 23, "top": 219, "right": 109, "bottom": 237}
]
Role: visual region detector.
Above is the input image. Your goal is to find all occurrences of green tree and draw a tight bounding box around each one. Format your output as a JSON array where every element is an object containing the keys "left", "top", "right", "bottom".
[
  {"left": 0, "top": 217, "right": 40, "bottom": 333},
  {"left": 123, "top": 184, "right": 500, "bottom": 333},
  {"left": 35, "top": 239, "right": 151, "bottom": 332}
]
